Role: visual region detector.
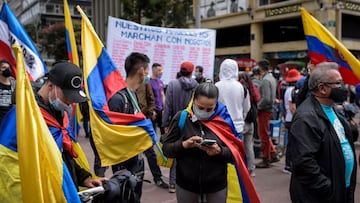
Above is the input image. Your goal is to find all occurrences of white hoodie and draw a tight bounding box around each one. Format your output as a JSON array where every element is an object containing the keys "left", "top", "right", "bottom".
[{"left": 215, "top": 59, "right": 250, "bottom": 134}]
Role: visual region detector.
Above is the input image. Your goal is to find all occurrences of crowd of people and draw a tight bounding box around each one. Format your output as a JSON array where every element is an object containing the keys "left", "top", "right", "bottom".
[{"left": 0, "top": 52, "right": 359, "bottom": 202}]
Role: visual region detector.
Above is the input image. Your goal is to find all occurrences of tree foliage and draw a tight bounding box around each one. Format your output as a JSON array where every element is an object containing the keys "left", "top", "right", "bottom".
[
  {"left": 121, "top": 0, "right": 192, "bottom": 28},
  {"left": 37, "top": 21, "right": 81, "bottom": 61},
  {"left": 38, "top": 22, "right": 67, "bottom": 61}
]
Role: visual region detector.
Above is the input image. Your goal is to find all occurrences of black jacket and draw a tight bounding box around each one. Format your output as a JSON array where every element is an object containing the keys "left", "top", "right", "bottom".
[
  {"left": 162, "top": 111, "right": 233, "bottom": 194},
  {"left": 34, "top": 89, "right": 91, "bottom": 189},
  {"left": 289, "top": 95, "right": 357, "bottom": 203}
]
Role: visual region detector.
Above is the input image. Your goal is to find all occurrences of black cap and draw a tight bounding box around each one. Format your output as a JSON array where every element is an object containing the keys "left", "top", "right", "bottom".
[{"left": 48, "top": 61, "right": 88, "bottom": 103}]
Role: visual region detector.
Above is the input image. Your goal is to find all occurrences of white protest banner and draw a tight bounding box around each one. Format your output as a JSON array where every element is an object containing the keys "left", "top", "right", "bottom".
[{"left": 106, "top": 16, "right": 216, "bottom": 84}]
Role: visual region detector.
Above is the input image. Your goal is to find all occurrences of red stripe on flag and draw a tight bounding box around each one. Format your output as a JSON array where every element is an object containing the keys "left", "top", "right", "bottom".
[
  {"left": 0, "top": 39, "right": 16, "bottom": 73},
  {"left": 103, "top": 70, "right": 127, "bottom": 101}
]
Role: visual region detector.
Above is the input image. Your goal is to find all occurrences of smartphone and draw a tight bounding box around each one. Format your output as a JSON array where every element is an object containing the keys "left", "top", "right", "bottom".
[{"left": 200, "top": 139, "right": 216, "bottom": 146}]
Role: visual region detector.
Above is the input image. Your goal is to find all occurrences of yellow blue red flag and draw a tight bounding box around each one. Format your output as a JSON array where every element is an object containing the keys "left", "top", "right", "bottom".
[
  {"left": 182, "top": 100, "right": 260, "bottom": 203},
  {"left": 0, "top": 45, "right": 80, "bottom": 202},
  {"left": 64, "top": 0, "right": 83, "bottom": 137},
  {"left": 77, "top": 6, "right": 156, "bottom": 166},
  {"left": 64, "top": 0, "right": 79, "bottom": 66},
  {"left": 301, "top": 7, "right": 360, "bottom": 85}
]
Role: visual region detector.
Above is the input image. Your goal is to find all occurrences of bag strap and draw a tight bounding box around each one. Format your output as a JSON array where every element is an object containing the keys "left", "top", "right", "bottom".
[
  {"left": 242, "top": 84, "right": 248, "bottom": 99},
  {"left": 119, "top": 91, "right": 130, "bottom": 113},
  {"left": 178, "top": 110, "right": 188, "bottom": 131}
]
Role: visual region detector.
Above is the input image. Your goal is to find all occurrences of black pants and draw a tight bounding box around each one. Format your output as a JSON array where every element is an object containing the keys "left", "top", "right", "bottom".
[
  {"left": 144, "top": 146, "right": 162, "bottom": 182},
  {"left": 284, "top": 122, "right": 292, "bottom": 169},
  {"left": 153, "top": 109, "right": 165, "bottom": 135},
  {"left": 89, "top": 130, "right": 107, "bottom": 177}
]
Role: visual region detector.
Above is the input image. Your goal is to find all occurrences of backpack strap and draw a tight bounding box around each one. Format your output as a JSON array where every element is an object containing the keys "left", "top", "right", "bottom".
[
  {"left": 10, "top": 77, "right": 16, "bottom": 104},
  {"left": 242, "top": 84, "right": 248, "bottom": 98},
  {"left": 10, "top": 77, "right": 15, "bottom": 92},
  {"left": 119, "top": 91, "right": 130, "bottom": 114},
  {"left": 178, "top": 110, "right": 188, "bottom": 131}
]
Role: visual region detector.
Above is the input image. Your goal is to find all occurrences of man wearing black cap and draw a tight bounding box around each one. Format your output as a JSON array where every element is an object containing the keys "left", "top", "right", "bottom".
[{"left": 36, "top": 61, "right": 105, "bottom": 189}]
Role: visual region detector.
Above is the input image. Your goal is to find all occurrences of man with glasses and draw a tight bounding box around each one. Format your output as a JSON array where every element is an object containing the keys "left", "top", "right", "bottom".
[
  {"left": 289, "top": 62, "right": 357, "bottom": 203},
  {"left": 0, "top": 60, "right": 15, "bottom": 123}
]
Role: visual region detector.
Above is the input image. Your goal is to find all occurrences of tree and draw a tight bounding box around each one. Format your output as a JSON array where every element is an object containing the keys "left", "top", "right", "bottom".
[
  {"left": 39, "top": 22, "right": 67, "bottom": 61},
  {"left": 121, "top": 0, "right": 192, "bottom": 28}
]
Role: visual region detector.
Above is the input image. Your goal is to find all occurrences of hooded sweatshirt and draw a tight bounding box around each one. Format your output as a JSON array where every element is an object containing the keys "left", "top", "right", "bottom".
[
  {"left": 215, "top": 59, "right": 250, "bottom": 134},
  {"left": 162, "top": 77, "right": 198, "bottom": 127}
]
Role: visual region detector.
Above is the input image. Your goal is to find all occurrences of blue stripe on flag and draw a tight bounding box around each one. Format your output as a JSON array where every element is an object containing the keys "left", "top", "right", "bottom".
[{"left": 306, "top": 36, "right": 351, "bottom": 70}]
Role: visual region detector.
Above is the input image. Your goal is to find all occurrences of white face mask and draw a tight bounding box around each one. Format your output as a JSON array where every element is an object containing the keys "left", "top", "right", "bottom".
[
  {"left": 49, "top": 86, "right": 71, "bottom": 114},
  {"left": 193, "top": 104, "right": 214, "bottom": 121}
]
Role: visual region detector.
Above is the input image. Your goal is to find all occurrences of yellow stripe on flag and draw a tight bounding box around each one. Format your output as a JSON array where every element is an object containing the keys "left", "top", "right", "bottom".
[{"left": 14, "top": 45, "right": 67, "bottom": 202}]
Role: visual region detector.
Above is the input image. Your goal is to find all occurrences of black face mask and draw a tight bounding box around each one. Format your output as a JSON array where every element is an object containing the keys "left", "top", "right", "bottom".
[
  {"left": 329, "top": 85, "right": 348, "bottom": 103},
  {"left": 2, "top": 68, "right": 12, "bottom": 78}
]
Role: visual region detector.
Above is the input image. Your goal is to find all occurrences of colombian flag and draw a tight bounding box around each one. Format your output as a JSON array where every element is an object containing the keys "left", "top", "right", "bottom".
[
  {"left": 64, "top": 0, "right": 83, "bottom": 137},
  {"left": 183, "top": 100, "right": 260, "bottom": 203},
  {"left": 0, "top": 45, "right": 80, "bottom": 202},
  {"left": 64, "top": 0, "right": 79, "bottom": 66},
  {"left": 301, "top": 8, "right": 360, "bottom": 85},
  {"left": 77, "top": 6, "right": 156, "bottom": 166}
]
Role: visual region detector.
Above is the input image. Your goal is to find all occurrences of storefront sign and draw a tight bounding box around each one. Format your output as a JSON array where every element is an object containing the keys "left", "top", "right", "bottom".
[
  {"left": 265, "top": 4, "right": 301, "bottom": 17},
  {"left": 344, "top": 2, "right": 360, "bottom": 12}
]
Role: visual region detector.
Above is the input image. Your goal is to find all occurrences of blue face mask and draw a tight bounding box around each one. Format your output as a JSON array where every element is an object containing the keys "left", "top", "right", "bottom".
[
  {"left": 158, "top": 73, "right": 163, "bottom": 79},
  {"left": 143, "top": 75, "right": 150, "bottom": 84},
  {"left": 194, "top": 72, "right": 199, "bottom": 79},
  {"left": 49, "top": 86, "right": 71, "bottom": 114},
  {"left": 193, "top": 104, "right": 214, "bottom": 120}
]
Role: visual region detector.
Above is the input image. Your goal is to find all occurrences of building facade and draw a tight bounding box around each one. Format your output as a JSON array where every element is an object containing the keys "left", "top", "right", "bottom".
[
  {"left": 196, "top": 0, "right": 360, "bottom": 70},
  {"left": 8, "top": 0, "right": 92, "bottom": 27}
]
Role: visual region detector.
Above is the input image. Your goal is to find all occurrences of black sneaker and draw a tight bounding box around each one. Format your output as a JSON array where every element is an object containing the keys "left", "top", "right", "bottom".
[
  {"left": 156, "top": 179, "right": 169, "bottom": 189},
  {"left": 168, "top": 184, "right": 176, "bottom": 193}
]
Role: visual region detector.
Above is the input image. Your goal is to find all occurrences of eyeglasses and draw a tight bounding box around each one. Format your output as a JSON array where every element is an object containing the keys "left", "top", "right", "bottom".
[{"left": 322, "top": 81, "right": 343, "bottom": 86}]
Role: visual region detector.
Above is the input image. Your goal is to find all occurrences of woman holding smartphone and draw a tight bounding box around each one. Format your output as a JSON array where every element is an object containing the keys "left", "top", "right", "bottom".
[{"left": 162, "top": 82, "right": 259, "bottom": 203}]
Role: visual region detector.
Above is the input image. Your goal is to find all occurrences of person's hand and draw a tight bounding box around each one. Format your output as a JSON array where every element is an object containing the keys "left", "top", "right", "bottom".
[
  {"left": 182, "top": 136, "right": 203, "bottom": 149},
  {"left": 151, "top": 111, "right": 157, "bottom": 120},
  {"left": 199, "top": 143, "right": 222, "bottom": 156},
  {"left": 83, "top": 177, "right": 107, "bottom": 188}
]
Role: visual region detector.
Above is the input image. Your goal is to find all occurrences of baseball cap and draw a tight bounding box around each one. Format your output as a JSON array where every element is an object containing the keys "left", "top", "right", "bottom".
[
  {"left": 180, "top": 61, "right": 194, "bottom": 73},
  {"left": 48, "top": 61, "right": 88, "bottom": 103}
]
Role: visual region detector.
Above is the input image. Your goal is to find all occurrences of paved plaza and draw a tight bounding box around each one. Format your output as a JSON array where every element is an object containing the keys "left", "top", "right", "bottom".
[{"left": 78, "top": 131, "right": 360, "bottom": 203}]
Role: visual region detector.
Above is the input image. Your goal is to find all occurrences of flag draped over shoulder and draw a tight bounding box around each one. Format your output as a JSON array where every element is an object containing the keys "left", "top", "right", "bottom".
[
  {"left": 0, "top": 2, "right": 47, "bottom": 81},
  {"left": 0, "top": 45, "right": 80, "bottom": 202},
  {"left": 184, "top": 101, "right": 260, "bottom": 203},
  {"left": 301, "top": 7, "right": 360, "bottom": 85},
  {"left": 77, "top": 6, "right": 156, "bottom": 166}
]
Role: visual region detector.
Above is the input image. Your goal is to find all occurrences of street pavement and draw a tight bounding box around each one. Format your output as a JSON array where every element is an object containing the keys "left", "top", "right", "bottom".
[{"left": 78, "top": 132, "right": 360, "bottom": 203}]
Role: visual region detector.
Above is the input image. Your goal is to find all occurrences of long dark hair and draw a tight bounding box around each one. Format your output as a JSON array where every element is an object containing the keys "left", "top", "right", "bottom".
[
  {"left": 194, "top": 82, "right": 219, "bottom": 100},
  {"left": 239, "top": 72, "right": 256, "bottom": 102}
]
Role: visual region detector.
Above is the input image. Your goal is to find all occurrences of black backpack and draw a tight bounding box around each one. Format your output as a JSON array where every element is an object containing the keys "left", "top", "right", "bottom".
[
  {"left": 102, "top": 169, "right": 137, "bottom": 203},
  {"left": 243, "top": 86, "right": 258, "bottom": 123}
]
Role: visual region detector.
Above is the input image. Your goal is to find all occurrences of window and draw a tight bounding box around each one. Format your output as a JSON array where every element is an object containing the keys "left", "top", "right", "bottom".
[
  {"left": 46, "top": 4, "right": 54, "bottom": 13},
  {"left": 342, "top": 14, "right": 360, "bottom": 40},
  {"left": 216, "top": 25, "right": 251, "bottom": 47},
  {"left": 259, "top": 0, "right": 290, "bottom": 6},
  {"left": 263, "top": 17, "right": 304, "bottom": 43}
]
